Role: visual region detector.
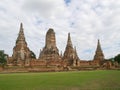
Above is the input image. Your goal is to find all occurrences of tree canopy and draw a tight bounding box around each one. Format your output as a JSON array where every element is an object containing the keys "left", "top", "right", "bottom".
[
  {"left": 114, "top": 54, "right": 120, "bottom": 64},
  {"left": 0, "top": 51, "right": 7, "bottom": 67},
  {"left": 30, "top": 51, "right": 36, "bottom": 59}
]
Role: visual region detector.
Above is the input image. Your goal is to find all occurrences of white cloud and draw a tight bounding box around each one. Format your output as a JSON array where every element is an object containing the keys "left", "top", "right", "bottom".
[{"left": 0, "top": 0, "right": 120, "bottom": 60}]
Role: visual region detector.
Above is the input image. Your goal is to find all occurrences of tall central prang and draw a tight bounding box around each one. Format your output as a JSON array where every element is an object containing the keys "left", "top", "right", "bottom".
[
  {"left": 45, "top": 28, "right": 56, "bottom": 49},
  {"left": 39, "top": 28, "right": 61, "bottom": 61}
]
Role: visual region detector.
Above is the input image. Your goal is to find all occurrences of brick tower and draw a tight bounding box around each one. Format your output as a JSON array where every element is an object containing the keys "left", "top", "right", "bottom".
[
  {"left": 39, "top": 28, "right": 61, "bottom": 61},
  {"left": 63, "top": 33, "right": 79, "bottom": 66},
  {"left": 12, "top": 23, "right": 32, "bottom": 66},
  {"left": 93, "top": 39, "right": 104, "bottom": 64}
]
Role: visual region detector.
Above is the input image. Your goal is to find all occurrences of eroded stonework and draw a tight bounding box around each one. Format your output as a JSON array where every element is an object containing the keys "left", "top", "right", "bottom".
[
  {"left": 93, "top": 39, "right": 104, "bottom": 65},
  {"left": 7, "top": 23, "right": 33, "bottom": 66},
  {"left": 39, "top": 28, "right": 61, "bottom": 61},
  {"left": 6, "top": 23, "right": 119, "bottom": 71},
  {"left": 63, "top": 33, "right": 79, "bottom": 66}
]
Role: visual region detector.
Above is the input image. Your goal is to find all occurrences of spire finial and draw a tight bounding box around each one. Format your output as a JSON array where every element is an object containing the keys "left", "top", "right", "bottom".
[
  {"left": 20, "top": 22, "right": 23, "bottom": 28},
  {"left": 19, "top": 22, "right": 24, "bottom": 33},
  {"left": 97, "top": 39, "right": 102, "bottom": 52},
  {"left": 16, "top": 23, "right": 26, "bottom": 44},
  {"left": 98, "top": 39, "right": 100, "bottom": 44},
  {"left": 67, "top": 33, "right": 72, "bottom": 47}
]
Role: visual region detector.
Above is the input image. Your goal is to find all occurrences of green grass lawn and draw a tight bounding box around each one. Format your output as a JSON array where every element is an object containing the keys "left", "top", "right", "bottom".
[{"left": 0, "top": 70, "right": 120, "bottom": 90}]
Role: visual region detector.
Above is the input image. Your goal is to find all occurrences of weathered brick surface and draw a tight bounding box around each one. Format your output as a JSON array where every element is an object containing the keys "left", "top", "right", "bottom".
[{"left": 5, "top": 23, "right": 119, "bottom": 72}]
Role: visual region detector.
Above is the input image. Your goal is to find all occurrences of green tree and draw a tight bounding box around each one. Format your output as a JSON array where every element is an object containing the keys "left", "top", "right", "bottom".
[
  {"left": 0, "top": 51, "right": 7, "bottom": 67},
  {"left": 30, "top": 51, "right": 36, "bottom": 59},
  {"left": 108, "top": 57, "right": 114, "bottom": 61},
  {"left": 114, "top": 54, "right": 120, "bottom": 64}
]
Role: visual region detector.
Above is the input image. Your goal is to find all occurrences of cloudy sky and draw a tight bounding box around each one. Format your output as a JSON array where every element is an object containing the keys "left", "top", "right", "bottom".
[{"left": 0, "top": 0, "right": 120, "bottom": 60}]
